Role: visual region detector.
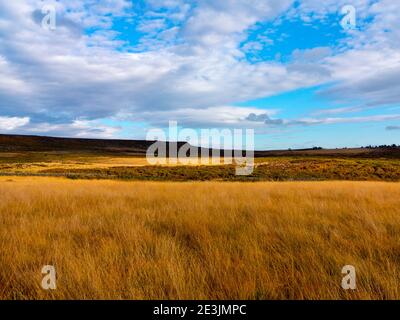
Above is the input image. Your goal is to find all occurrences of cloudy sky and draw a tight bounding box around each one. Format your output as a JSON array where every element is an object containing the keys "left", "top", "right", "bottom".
[{"left": 0, "top": 0, "right": 399, "bottom": 149}]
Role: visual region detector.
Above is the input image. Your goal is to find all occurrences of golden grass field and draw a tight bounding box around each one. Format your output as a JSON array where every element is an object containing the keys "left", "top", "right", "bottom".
[{"left": 0, "top": 177, "right": 399, "bottom": 300}]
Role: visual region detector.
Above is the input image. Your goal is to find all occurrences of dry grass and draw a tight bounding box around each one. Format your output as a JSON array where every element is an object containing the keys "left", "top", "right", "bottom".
[
  {"left": 0, "top": 153, "right": 149, "bottom": 174},
  {"left": 0, "top": 177, "right": 399, "bottom": 300},
  {"left": 2, "top": 153, "right": 399, "bottom": 182},
  {"left": 0, "top": 153, "right": 235, "bottom": 175}
]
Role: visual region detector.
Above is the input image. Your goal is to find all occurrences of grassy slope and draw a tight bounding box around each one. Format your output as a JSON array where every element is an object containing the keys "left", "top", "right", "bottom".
[{"left": 1, "top": 177, "right": 399, "bottom": 299}]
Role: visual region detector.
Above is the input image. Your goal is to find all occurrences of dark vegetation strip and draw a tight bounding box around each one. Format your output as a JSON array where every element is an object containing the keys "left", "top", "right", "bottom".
[{"left": 23, "top": 158, "right": 400, "bottom": 181}]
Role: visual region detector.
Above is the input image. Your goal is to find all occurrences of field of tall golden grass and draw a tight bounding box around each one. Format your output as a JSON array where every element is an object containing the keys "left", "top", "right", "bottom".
[{"left": 0, "top": 177, "right": 399, "bottom": 299}]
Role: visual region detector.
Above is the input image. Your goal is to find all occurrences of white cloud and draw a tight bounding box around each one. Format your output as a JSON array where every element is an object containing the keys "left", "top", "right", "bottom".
[
  {"left": 119, "top": 105, "right": 277, "bottom": 128},
  {"left": 0, "top": 0, "right": 319, "bottom": 130},
  {"left": 0, "top": 117, "right": 30, "bottom": 131},
  {"left": 15, "top": 119, "right": 121, "bottom": 138},
  {"left": 0, "top": 0, "right": 400, "bottom": 139},
  {"left": 248, "top": 112, "right": 400, "bottom": 127},
  {"left": 321, "top": 48, "right": 400, "bottom": 107}
]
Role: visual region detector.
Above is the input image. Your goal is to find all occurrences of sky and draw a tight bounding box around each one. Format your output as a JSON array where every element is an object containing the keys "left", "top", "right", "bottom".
[{"left": 0, "top": 0, "right": 399, "bottom": 150}]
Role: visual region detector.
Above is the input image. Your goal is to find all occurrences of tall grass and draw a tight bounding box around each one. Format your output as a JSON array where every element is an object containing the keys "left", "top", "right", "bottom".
[{"left": 0, "top": 177, "right": 399, "bottom": 299}]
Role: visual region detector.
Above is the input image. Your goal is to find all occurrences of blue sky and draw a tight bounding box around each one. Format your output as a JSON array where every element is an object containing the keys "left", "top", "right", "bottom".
[{"left": 0, "top": 0, "right": 399, "bottom": 149}]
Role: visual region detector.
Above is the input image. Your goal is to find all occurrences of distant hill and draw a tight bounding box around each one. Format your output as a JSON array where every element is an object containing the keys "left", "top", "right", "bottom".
[
  {"left": 0, "top": 134, "right": 153, "bottom": 153},
  {"left": 254, "top": 147, "right": 400, "bottom": 158},
  {"left": 0, "top": 134, "right": 205, "bottom": 156},
  {"left": 0, "top": 134, "right": 399, "bottom": 158}
]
